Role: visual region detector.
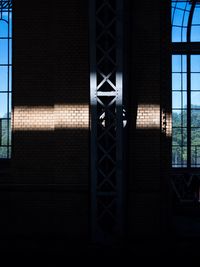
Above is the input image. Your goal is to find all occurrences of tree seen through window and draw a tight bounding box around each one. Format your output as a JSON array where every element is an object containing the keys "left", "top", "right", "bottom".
[
  {"left": 0, "top": 0, "right": 12, "bottom": 159},
  {"left": 172, "top": 0, "right": 200, "bottom": 167}
]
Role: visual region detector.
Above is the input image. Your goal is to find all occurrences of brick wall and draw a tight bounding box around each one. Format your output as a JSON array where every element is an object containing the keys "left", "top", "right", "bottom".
[
  {"left": 0, "top": 0, "right": 172, "bottom": 247},
  {"left": 0, "top": 0, "right": 90, "bottom": 244},
  {"left": 127, "top": 0, "right": 171, "bottom": 238}
]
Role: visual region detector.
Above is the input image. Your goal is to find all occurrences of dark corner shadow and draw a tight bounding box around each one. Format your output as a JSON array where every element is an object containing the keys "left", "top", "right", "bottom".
[{"left": 0, "top": 129, "right": 90, "bottom": 252}]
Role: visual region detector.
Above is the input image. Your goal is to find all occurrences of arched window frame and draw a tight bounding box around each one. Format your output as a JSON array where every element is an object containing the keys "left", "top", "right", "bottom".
[
  {"left": 0, "top": 0, "right": 12, "bottom": 160},
  {"left": 172, "top": 0, "right": 200, "bottom": 168}
]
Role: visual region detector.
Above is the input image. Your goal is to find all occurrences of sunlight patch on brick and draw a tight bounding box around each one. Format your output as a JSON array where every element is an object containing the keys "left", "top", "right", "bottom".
[
  {"left": 136, "top": 104, "right": 160, "bottom": 129},
  {"left": 13, "top": 104, "right": 89, "bottom": 131}
]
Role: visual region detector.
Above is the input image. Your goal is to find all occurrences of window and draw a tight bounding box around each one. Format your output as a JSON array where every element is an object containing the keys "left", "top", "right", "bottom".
[
  {"left": 0, "top": 0, "right": 12, "bottom": 159},
  {"left": 172, "top": 0, "right": 200, "bottom": 168}
]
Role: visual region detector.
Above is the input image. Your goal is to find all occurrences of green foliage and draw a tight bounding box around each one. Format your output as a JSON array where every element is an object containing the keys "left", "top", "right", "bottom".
[
  {"left": 173, "top": 105, "right": 200, "bottom": 166},
  {"left": 0, "top": 114, "right": 11, "bottom": 158}
]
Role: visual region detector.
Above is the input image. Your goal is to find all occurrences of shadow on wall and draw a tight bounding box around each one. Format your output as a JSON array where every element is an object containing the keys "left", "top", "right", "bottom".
[
  {"left": 0, "top": 183, "right": 89, "bottom": 252},
  {"left": 127, "top": 93, "right": 172, "bottom": 237},
  {"left": 0, "top": 128, "right": 89, "bottom": 251},
  {"left": 11, "top": 128, "right": 89, "bottom": 184},
  {"left": 0, "top": 106, "right": 90, "bottom": 248},
  {"left": 10, "top": 104, "right": 89, "bottom": 184}
]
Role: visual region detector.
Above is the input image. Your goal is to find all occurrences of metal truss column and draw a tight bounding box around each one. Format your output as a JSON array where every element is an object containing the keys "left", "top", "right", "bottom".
[{"left": 90, "top": 0, "right": 124, "bottom": 243}]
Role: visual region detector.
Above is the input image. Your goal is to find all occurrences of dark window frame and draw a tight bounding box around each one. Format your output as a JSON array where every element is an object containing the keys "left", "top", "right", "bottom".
[
  {"left": 0, "top": 0, "right": 12, "bottom": 160},
  {"left": 172, "top": 0, "right": 200, "bottom": 168}
]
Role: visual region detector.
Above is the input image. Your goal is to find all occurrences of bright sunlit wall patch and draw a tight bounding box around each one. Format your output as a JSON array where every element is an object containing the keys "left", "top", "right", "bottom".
[
  {"left": 54, "top": 104, "right": 89, "bottom": 129},
  {"left": 136, "top": 104, "right": 160, "bottom": 129},
  {"left": 0, "top": 0, "right": 12, "bottom": 159},
  {"left": 13, "top": 105, "right": 89, "bottom": 131}
]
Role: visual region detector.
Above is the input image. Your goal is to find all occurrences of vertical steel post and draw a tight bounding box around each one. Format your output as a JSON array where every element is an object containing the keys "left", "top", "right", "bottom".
[{"left": 90, "top": 0, "right": 124, "bottom": 243}]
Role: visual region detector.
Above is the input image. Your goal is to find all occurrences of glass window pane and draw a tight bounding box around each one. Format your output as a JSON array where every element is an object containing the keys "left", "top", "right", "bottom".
[
  {"left": 172, "top": 55, "right": 181, "bottom": 72},
  {"left": 8, "top": 119, "right": 11, "bottom": 145},
  {"left": 172, "top": 55, "right": 187, "bottom": 73},
  {"left": 173, "top": 9, "right": 184, "bottom": 26},
  {"left": 182, "top": 109, "right": 187, "bottom": 127},
  {"left": 172, "top": 146, "right": 181, "bottom": 166},
  {"left": 183, "top": 11, "right": 189, "bottom": 27},
  {"left": 176, "top": 2, "right": 187, "bottom": 10},
  {"left": 2, "top": 11, "right": 9, "bottom": 22},
  {"left": 191, "top": 110, "right": 200, "bottom": 127},
  {"left": 0, "top": 66, "right": 8, "bottom": 91},
  {"left": 182, "top": 128, "right": 187, "bottom": 146},
  {"left": 2, "top": 12, "right": 13, "bottom": 36},
  {"left": 191, "top": 146, "right": 200, "bottom": 167},
  {"left": 172, "top": 91, "right": 187, "bottom": 109},
  {"left": 8, "top": 92, "right": 11, "bottom": 117},
  {"left": 9, "top": 39, "right": 12, "bottom": 64},
  {"left": 172, "top": 73, "right": 181, "bottom": 90},
  {"left": 182, "top": 73, "right": 187, "bottom": 90},
  {"left": 172, "top": 145, "right": 187, "bottom": 167},
  {"left": 186, "top": 2, "right": 192, "bottom": 12},
  {"left": 172, "top": 128, "right": 181, "bottom": 146},
  {"left": 0, "top": 93, "right": 8, "bottom": 118},
  {"left": 0, "top": 20, "right": 8, "bottom": 38},
  {"left": 1, "top": 119, "right": 11, "bottom": 146},
  {"left": 173, "top": 91, "right": 181, "bottom": 108},
  {"left": 172, "top": 128, "right": 187, "bottom": 146},
  {"left": 173, "top": 111, "right": 181, "bottom": 127},
  {"left": 192, "top": 7, "right": 200, "bottom": 25},
  {"left": 181, "top": 28, "right": 187, "bottom": 42},
  {"left": 183, "top": 91, "right": 187, "bottom": 108},
  {"left": 0, "top": 3, "right": 12, "bottom": 159},
  {"left": 191, "top": 73, "right": 200, "bottom": 90},
  {"left": 191, "top": 128, "right": 200, "bottom": 146},
  {"left": 191, "top": 128, "right": 200, "bottom": 166},
  {"left": 191, "top": 91, "right": 200, "bottom": 107},
  {"left": 1, "top": 119, "right": 8, "bottom": 146},
  {"left": 0, "top": 147, "right": 7, "bottom": 158},
  {"left": 182, "top": 146, "right": 187, "bottom": 167},
  {"left": 182, "top": 55, "right": 187, "bottom": 72},
  {"left": 191, "top": 55, "right": 200, "bottom": 72},
  {"left": 191, "top": 26, "right": 200, "bottom": 42},
  {"left": 172, "top": 26, "right": 182, "bottom": 42},
  {"left": 0, "top": 40, "right": 8, "bottom": 64},
  {"left": 8, "top": 13, "right": 12, "bottom": 36},
  {"left": 172, "top": 110, "right": 187, "bottom": 128},
  {"left": 9, "top": 66, "right": 11, "bottom": 91}
]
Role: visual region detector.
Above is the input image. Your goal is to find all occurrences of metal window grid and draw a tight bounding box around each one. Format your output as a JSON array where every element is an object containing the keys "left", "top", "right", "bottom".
[{"left": 0, "top": 0, "right": 12, "bottom": 159}]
